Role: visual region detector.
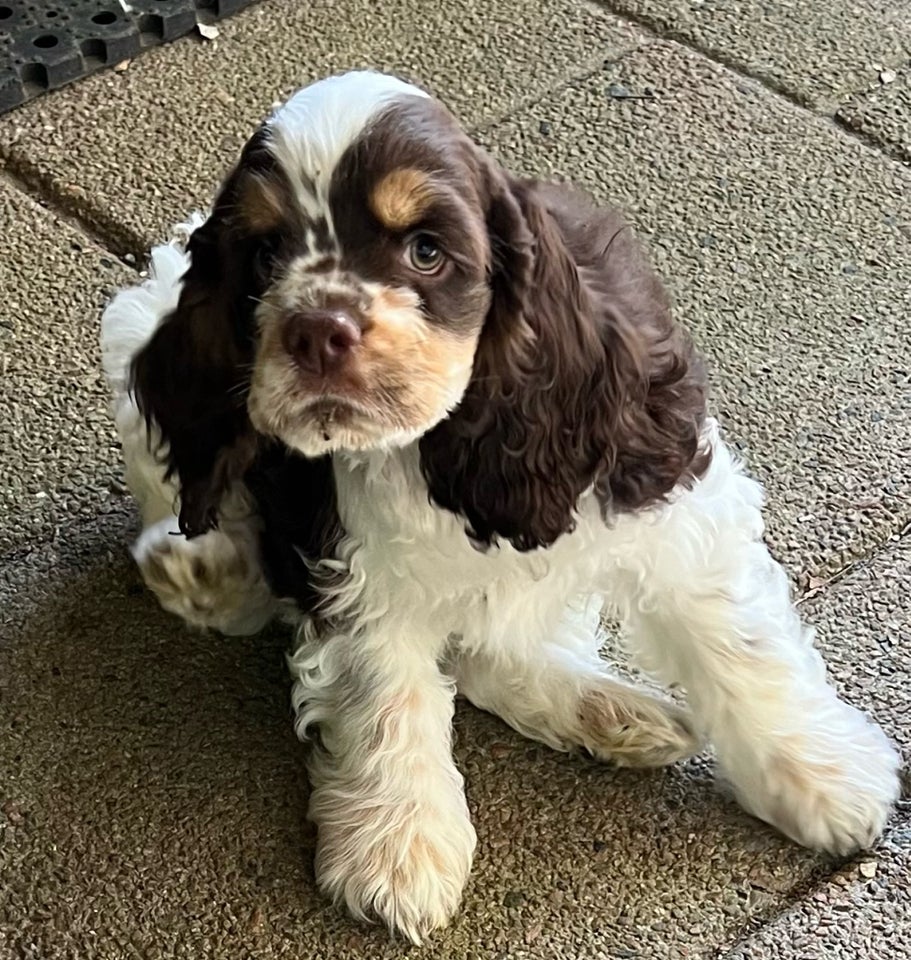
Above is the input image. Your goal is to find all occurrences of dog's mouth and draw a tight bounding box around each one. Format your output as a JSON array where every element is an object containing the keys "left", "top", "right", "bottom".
[
  {"left": 302, "top": 397, "right": 364, "bottom": 439},
  {"left": 248, "top": 383, "right": 399, "bottom": 457}
]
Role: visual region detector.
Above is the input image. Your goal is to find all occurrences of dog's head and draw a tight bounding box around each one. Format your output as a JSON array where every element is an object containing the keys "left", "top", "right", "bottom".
[{"left": 133, "top": 71, "right": 707, "bottom": 548}]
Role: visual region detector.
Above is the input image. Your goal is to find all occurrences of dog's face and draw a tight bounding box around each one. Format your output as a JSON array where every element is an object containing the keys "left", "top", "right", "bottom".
[
  {"left": 132, "top": 71, "right": 707, "bottom": 547},
  {"left": 219, "top": 75, "right": 496, "bottom": 457}
]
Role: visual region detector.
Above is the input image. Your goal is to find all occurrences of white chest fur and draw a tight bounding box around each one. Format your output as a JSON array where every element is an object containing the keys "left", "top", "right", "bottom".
[{"left": 327, "top": 444, "right": 614, "bottom": 657}]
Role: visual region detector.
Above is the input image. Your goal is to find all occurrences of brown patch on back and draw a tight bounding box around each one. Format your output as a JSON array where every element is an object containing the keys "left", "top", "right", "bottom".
[{"left": 370, "top": 168, "right": 435, "bottom": 232}]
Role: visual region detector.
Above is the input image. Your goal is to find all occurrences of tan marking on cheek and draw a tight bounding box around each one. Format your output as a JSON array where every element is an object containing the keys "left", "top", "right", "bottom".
[
  {"left": 356, "top": 290, "right": 478, "bottom": 424},
  {"left": 372, "top": 285, "right": 421, "bottom": 315},
  {"left": 369, "top": 168, "right": 435, "bottom": 232},
  {"left": 247, "top": 306, "right": 303, "bottom": 433}
]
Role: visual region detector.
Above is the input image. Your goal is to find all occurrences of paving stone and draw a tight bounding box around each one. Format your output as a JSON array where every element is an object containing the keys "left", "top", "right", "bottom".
[
  {"left": 723, "top": 445, "right": 911, "bottom": 960},
  {"left": 804, "top": 537, "right": 911, "bottom": 758},
  {"left": 727, "top": 815, "right": 910, "bottom": 958},
  {"left": 601, "top": 0, "right": 911, "bottom": 112},
  {"left": 0, "top": 522, "right": 821, "bottom": 960},
  {"left": 838, "top": 65, "right": 911, "bottom": 164},
  {"left": 0, "top": 0, "right": 643, "bottom": 254},
  {"left": 0, "top": 175, "right": 132, "bottom": 555}
]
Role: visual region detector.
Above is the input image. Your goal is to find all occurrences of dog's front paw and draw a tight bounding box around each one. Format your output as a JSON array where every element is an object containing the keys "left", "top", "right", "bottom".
[
  {"left": 731, "top": 706, "right": 901, "bottom": 856},
  {"left": 132, "top": 518, "right": 275, "bottom": 636},
  {"left": 313, "top": 787, "right": 476, "bottom": 944}
]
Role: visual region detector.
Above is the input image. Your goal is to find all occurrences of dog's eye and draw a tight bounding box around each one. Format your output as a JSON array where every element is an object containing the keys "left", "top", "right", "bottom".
[
  {"left": 254, "top": 233, "right": 282, "bottom": 274},
  {"left": 406, "top": 233, "right": 444, "bottom": 274}
]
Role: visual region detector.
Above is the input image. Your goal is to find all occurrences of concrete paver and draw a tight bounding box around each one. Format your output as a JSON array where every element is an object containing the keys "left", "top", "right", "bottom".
[
  {"left": 838, "top": 68, "right": 911, "bottom": 164},
  {"left": 0, "top": 522, "right": 822, "bottom": 960},
  {"left": 722, "top": 536, "right": 911, "bottom": 960},
  {"left": 618, "top": 519, "right": 911, "bottom": 960},
  {"left": 0, "top": 176, "right": 132, "bottom": 555},
  {"left": 726, "top": 828, "right": 911, "bottom": 960},
  {"left": 808, "top": 538, "right": 911, "bottom": 757},
  {"left": 601, "top": 0, "right": 911, "bottom": 114},
  {"left": 481, "top": 40, "right": 911, "bottom": 581},
  {"left": 0, "top": 0, "right": 642, "bottom": 255}
]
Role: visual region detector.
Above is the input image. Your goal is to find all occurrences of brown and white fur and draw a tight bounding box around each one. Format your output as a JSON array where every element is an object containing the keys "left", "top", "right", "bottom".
[{"left": 100, "top": 71, "right": 901, "bottom": 944}]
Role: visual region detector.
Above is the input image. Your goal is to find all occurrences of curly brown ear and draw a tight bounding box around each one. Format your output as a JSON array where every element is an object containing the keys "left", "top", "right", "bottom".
[
  {"left": 420, "top": 175, "right": 709, "bottom": 551},
  {"left": 130, "top": 131, "right": 278, "bottom": 537}
]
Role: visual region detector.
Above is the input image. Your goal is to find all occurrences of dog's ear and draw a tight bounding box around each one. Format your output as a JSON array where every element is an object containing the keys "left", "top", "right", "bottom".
[
  {"left": 130, "top": 131, "right": 278, "bottom": 537},
  {"left": 420, "top": 173, "right": 708, "bottom": 551}
]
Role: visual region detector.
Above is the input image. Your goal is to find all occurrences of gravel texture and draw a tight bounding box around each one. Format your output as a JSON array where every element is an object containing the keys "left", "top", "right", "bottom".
[
  {"left": 837, "top": 65, "right": 911, "bottom": 164},
  {"left": 599, "top": 0, "right": 911, "bottom": 113},
  {"left": 728, "top": 827, "right": 911, "bottom": 959},
  {"left": 0, "top": 177, "right": 133, "bottom": 554},
  {"left": 0, "top": 0, "right": 643, "bottom": 255}
]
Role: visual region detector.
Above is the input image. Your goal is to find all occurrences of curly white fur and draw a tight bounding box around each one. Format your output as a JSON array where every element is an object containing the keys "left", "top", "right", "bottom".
[{"left": 102, "top": 223, "right": 900, "bottom": 945}]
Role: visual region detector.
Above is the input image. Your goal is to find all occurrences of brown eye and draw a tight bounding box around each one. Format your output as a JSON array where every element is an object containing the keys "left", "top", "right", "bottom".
[
  {"left": 406, "top": 233, "right": 444, "bottom": 274},
  {"left": 254, "top": 232, "right": 282, "bottom": 275}
]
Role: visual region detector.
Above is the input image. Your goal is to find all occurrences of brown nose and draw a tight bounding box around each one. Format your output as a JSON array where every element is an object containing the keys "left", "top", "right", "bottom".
[{"left": 283, "top": 309, "right": 361, "bottom": 376}]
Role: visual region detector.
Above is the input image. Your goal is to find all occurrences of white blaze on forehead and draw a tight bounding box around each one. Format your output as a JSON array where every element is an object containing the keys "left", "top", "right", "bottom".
[{"left": 266, "top": 71, "right": 430, "bottom": 223}]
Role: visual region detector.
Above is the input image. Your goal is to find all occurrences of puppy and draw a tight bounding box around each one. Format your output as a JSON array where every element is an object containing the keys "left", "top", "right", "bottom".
[{"left": 101, "top": 70, "right": 901, "bottom": 943}]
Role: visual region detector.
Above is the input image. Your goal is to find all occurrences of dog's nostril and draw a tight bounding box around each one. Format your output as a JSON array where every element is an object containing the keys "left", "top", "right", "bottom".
[
  {"left": 327, "top": 326, "right": 359, "bottom": 354},
  {"left": 284, "top": 310, "right": 361, "bottom": 376}
]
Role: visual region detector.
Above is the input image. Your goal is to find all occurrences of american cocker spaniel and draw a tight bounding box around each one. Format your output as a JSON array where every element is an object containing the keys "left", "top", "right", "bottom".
[{"left": 100, "top": 70, "right": 900, "bottom": 943}]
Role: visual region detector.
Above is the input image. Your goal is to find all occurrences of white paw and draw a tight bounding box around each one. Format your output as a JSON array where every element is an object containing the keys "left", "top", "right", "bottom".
[
  {"left": 132, "top": 518, "right": 275, "bottom": 636},
  {"left": 576, "top": 684, "right": 701, "bottom": 767},
  {"left": 728, "top": 705, "right": 901, "bottom": 856},
  {"left": 311, "top": 783, "right": 476, "bottom": 944}
]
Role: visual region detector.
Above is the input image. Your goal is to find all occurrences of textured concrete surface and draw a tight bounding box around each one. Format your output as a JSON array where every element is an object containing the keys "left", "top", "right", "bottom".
[
  {"left": 601, "top": 0, "right": 911, "bottom": 113},
  {"left": 0, "top": 176, "right": 132, "bottom": 555},
  {"left": 0, "top": 0, "right": 642, "bottom": 255},
  {"left": 724, "top": 538, "right": 911, "bottom": 959},
  {"left": 0, "top": 523, "right": 823, "bottom": 960},
  {"left": 482, "top": 40, "right": 911, "bottom": 581},
  {"left": 727, "top": 831, "right": 911, "bottom": 959},
  {"left": 838, "top": 67, "right": 911, "bottom": 164},
  {"left": 809, "top": 538, "right": 911, "bottom": 757},
  {"left": 1, "top": 1, "right": 909, "bottom": 958}
]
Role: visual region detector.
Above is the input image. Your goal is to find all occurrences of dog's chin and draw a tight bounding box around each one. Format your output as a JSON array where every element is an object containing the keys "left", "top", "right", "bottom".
[
  {"left": 281, "top": 422, "right": 390, "bottom": 458},
  {"left": 250, "top": 397, "right": 425, "bottom": 459}
]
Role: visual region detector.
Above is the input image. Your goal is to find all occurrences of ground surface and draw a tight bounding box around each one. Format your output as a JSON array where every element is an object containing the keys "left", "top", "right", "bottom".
[{"left": 1, "top": 1, "right": 909, "bottom": 957}]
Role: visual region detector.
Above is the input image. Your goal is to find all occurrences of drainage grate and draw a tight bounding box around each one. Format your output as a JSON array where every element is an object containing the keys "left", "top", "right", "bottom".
[{"left": 0, "top": 1, "right": 261, "bottom": 114}]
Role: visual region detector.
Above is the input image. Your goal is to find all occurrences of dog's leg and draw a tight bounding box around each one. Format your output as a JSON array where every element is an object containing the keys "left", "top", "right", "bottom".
[
  {"left": 101, "top": 224, "right": 275, "bottom": 636},
  {"left": 289, "top": 619, "right": 475, "bottom": 945},
  {"left": 608, "top": 422, "right": 901, "bottom": 855},
  {"left": 110, "top": 354, "right": 276, "bottom": 637},
  {"left": 454, "top": 602, "right": 699, "bottom": 767},
  {"left": 132, "top": 514, "right": 277, "bottom": 636}
]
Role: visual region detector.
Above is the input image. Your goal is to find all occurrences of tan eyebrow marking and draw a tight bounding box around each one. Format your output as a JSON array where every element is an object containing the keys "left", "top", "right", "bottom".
[{"left": 369, "top": 168, "right": 436, "bottom": 232}]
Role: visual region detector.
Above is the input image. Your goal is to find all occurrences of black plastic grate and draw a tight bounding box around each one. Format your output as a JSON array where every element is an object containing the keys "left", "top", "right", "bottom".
[{"left": 0, "top": 1, "right": 261, "bottom": 114}]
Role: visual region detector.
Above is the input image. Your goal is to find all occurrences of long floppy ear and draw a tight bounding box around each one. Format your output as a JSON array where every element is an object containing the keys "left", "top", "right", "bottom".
[
  {"left": 130, "top": 130, "right": 277, "bottom": 538},
  {"left": 420, "top": 174, "right": 709, "bottom": 551}
]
